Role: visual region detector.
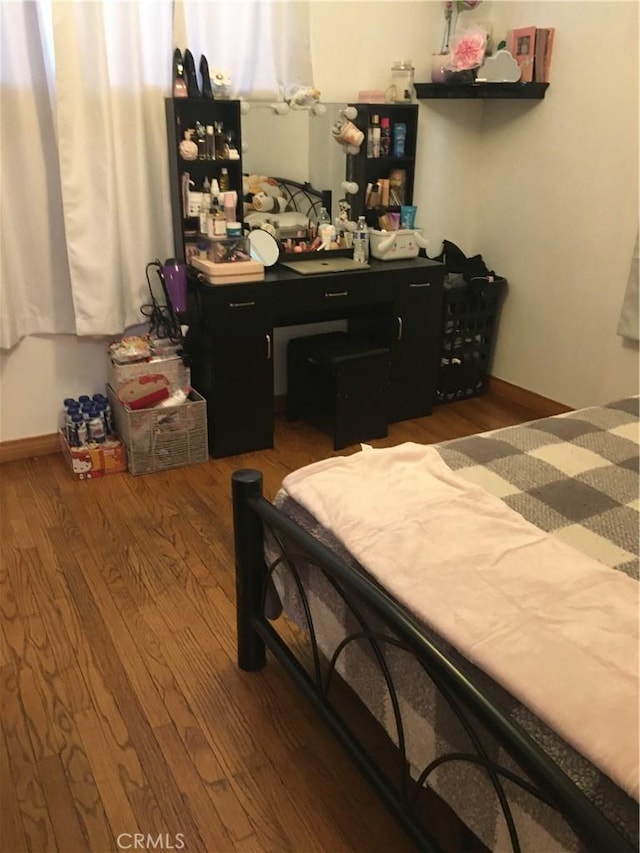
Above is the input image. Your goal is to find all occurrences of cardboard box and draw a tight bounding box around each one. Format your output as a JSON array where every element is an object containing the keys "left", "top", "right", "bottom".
[
  {"left": 108, "top": 354, "right": 190, "bottom": 398},
  {"left": 59, "top": 430, "right": 127, "bottom": 480}
]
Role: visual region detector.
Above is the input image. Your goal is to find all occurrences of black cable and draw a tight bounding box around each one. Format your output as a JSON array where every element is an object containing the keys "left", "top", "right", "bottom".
[{"left": 140, "top": 259, "right": 183, "bottom": 344}]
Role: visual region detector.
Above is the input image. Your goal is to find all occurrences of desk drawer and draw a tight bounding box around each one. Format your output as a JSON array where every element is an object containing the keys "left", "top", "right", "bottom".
[
  {"left": 279, "top": 276, "right": 390, "bottom": 317},
  {"left": 199, "top": 286, "right": 271, "bottom": 331},
  {"left": 392, "top": 274, "right": 444, "bottom": 300}
]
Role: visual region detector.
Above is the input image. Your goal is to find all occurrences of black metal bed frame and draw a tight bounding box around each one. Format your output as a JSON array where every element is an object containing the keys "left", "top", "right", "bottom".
[
  {"left": 232, "top": 468, "right": 634, "bottom": 853},
  {"left": 270, "top": 176, "right": 332, "bottom": 222}
]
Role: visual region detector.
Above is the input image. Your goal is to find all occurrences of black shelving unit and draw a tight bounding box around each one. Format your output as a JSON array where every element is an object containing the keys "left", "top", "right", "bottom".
[
  {"left": 165, "top": 98, "right": 244, "bottom": 261},
  {"left": 415, "top": 82, "right": 549, "bottom": 100},
  {"left": 346, "top": 103, "right": 418, "bottom": 223}
]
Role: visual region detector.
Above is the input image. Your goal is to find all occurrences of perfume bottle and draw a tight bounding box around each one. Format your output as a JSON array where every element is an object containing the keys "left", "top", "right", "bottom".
[
  {"left": 195, "top": 122, "right": 206, "bottom": 160},
  {"left": 205, "top": 125, "right": 215, "bottom": 160},
  {"left": 214, "top": 122, "right": 229, "bottom": 159}
]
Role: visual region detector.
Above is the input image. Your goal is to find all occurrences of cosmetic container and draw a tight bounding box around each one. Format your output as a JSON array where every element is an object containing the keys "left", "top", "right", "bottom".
[
  {"left": 389, "top": 60, "right": 415, "bottom": 103},
  {"left": 380, "top": 117, "right": 391, "bottom": 157},
  {"left": 371, "top": 115, "right": 381, "bottom": 159},
  {"left": 392, "top": 123, "right": 407, "bottom": 158},
  {"left": 205, "top": 125, "right": 215, "bottom": 160}
]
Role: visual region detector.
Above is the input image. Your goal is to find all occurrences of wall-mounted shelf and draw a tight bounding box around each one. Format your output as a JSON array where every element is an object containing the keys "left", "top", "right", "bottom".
[{"left": 414, "top": 82, "right": 549, "bottom": 100}]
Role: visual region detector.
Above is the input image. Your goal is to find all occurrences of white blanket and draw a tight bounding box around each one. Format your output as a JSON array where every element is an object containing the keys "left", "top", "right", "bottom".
[{"left": 282, "top": 442, "right": 639, "bottom": 800}]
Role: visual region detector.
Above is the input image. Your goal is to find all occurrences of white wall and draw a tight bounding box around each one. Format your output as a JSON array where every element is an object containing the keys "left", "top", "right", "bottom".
[
  {"left": 474, "top": 1, "right": 639, "bottom": 407},
  {"left": 1, "top": 0, "right": 637, "bottom": 441}
]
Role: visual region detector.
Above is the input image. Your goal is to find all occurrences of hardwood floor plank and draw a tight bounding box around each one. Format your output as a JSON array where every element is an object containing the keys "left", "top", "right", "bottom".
[
  {"left": 73, "top": 708, "right": 146, "bottom": 845},
  {"left": 0, "top": 722, "right": 28, "bottom": 853},
  {"left": 47, "top": 525, "right": 171, "bottom": 731},
  {"left": 1, "top": 664, "right": 57, "bottom": 853},
  {"left": 154, "top": 722, "right": 234, "bottom": 851},
  {"left": 38, "top": 753, "right": 89, "bottom": 853},
  {"left": 48, "top": 536, "right": 207, "bottom": 849},
  {"left": 127, "top": 609, "right": 255, "bottom": 845}
]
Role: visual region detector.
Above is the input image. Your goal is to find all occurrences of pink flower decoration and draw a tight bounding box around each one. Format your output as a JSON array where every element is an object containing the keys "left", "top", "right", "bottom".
[{"left": 449, "top": 28, "right": 487, "bottom": 70}]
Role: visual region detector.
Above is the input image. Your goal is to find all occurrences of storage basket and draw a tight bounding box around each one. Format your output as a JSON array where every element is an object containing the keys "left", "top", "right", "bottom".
[
  {"left": 108, "top": 355, "right": 190, "bottom": 397},
  {"left": 436, "top": 275, "right": 506, "bottom": 403},
  {"left": 107, "top": 385, "right": 208, "bottom": 475}
]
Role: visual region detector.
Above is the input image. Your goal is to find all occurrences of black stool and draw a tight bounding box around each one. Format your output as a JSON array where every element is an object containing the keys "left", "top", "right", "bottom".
[{"left": 287, "top": 332, "right": 390, "bottom": 450}]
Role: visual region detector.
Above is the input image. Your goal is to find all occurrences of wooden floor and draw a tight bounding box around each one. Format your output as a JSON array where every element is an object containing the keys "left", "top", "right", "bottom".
[{"left": 0, "top": 389, "right": 567, "bottom": 853}]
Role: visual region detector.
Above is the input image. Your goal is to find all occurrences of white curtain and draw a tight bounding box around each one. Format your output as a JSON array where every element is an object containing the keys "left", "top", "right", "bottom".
[{"left": 0, "top": 0, "right": 313, "bottom": 350}]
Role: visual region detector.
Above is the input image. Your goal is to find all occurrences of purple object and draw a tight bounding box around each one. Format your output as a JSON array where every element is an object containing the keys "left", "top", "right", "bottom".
[{"left": 163, "top": 258, "right": 188, "bottom": 313}]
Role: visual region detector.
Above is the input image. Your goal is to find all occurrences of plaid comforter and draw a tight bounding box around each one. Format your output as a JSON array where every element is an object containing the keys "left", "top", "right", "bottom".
[{"left": 270, "top": 398, "right": 639, "bottom": 851}]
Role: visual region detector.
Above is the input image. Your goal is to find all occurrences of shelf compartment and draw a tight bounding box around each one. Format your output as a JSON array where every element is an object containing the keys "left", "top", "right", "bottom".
[{"left": 414, "top": 82, "right": 549, "bottom": 100}]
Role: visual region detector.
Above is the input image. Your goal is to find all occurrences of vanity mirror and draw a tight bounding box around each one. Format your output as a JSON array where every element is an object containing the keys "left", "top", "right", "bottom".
[{"left": 241, "top": 102, "right": 352, "bottom": 226}]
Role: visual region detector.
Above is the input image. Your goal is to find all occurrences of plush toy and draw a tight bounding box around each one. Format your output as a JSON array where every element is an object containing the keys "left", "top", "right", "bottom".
[
  {"left": 243, "top": 175, "right": 287, "bottom": 214},
  {"left": 336, "top": 198, "right": 357, "bottom": 233},
  {"left": 285, "top": 85, "right": 322, "bottom": 110}
]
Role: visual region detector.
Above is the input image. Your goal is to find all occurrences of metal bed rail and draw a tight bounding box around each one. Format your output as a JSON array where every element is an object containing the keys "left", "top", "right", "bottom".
[{"left": 232, "top": 468, "right": 634, "bottom": 853}]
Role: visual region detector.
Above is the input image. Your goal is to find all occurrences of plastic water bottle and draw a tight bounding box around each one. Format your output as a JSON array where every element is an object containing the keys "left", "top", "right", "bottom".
[
  {"left": 63, "top": 400, "right": 80, "bottom": 442},
  {"left": 70, "top": 413, "right": 87, "bottom": 447},
  {"left": 317, "top": 206, "right": 330, "bottom": 227},
  {"left": 353, "top": 216, "right": 369, "bottom": 264},
  {"left": 95, "top": 399, "right": 112, "bottom": 437},
  {"left": 88, "top": 413, "right": 106, "bottom": 443}
]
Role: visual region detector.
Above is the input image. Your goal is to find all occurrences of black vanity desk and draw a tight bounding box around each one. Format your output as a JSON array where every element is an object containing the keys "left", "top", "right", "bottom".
[{"left": 186, "top": 256, "right": 445, "bottom": 458}]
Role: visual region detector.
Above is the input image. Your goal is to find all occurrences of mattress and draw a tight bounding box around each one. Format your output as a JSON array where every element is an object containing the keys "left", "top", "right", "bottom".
[{"left": 267, "top": 398, "right": 639, "bottom": 851}]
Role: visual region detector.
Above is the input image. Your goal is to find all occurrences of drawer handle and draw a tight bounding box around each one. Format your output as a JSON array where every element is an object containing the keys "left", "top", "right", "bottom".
[
  {"left": 410, "top": 282, "right": 431, "bottom": 288},
  {"left": 397, "top": 316, "right": 403, "bottom": 340},
  {"left": 266, "top": 334, "right": 272, "bottom": 360},
  {"left": 228, "top": 301, "right": 256, "bottom": 309},
  {"left": 324, "top": 291, "right": 348, "bottom": 298}
]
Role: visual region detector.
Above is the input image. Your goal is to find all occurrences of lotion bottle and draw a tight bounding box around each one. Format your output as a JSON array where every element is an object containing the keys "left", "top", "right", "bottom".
[{"left": 371, "top": 115, "right": 381, "bottom": 159}]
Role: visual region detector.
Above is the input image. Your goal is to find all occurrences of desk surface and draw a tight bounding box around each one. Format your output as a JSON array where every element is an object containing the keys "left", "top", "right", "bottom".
[{"left": 263, "top": 256, "right": 443, "bottom": 283}]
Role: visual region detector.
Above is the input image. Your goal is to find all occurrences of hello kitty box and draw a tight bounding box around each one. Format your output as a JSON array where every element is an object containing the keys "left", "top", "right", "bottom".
[{"left": 59, "top": 430, "right": 127, "bottom": 480}]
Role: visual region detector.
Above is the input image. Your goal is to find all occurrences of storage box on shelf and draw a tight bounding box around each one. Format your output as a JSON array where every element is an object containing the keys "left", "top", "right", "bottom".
[
  {"left": 107, "top": 385, "right": 208, "bottom": 475},
  {"left": 437, "top": 275, "right": 507, "bottom": 403}
]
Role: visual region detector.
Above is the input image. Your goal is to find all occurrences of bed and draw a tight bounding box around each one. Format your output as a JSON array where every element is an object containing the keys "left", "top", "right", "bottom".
[{"left": 232, "top": 398, "right": 639, "bottom": 852}]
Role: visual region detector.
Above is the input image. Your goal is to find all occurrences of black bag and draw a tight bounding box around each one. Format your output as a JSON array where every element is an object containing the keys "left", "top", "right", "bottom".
[{"left": 432, "top": 239, "right": 495, "bottom": 282}]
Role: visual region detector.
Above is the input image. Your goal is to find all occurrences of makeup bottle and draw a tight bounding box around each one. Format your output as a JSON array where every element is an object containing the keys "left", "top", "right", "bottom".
[
  {"left": 196, "top": 123, "right": 207, "bottom": 160},
  {"left": 200, "top": 177, "right": 211, "bottom": 233},
  {"left": 205, "top": 125, "right": 215, "bottom": 160},
  {"left": 371, "top": 115, "right": 381, "bottom": 159},
  {"left": 393, "top": 123, "right": 407, "bottom": 158},
  {"left": 213, "top": 199, "right": 227, "bottom": 236},
  {"left": 219, "top": 167, "right": 230, "bottom": 192},
  {"left": 214, "top": 122, "right": 228, "bottom": 159},
  {"left": 380, "top": 117, "right": 391, "bottom": 157},
  {"left": 179, "top": 131, "right": 198, "bottom": 161}
]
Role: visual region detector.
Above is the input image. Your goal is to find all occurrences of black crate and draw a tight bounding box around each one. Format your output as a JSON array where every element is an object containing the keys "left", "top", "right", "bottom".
[{"left": 436, "top": 275, "right": 507, "bottom": 404}]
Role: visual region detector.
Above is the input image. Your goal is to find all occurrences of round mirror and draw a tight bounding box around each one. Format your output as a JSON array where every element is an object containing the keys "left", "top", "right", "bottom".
[{"left": 248, "top": 228, "right": 280, "bottom": 267}]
